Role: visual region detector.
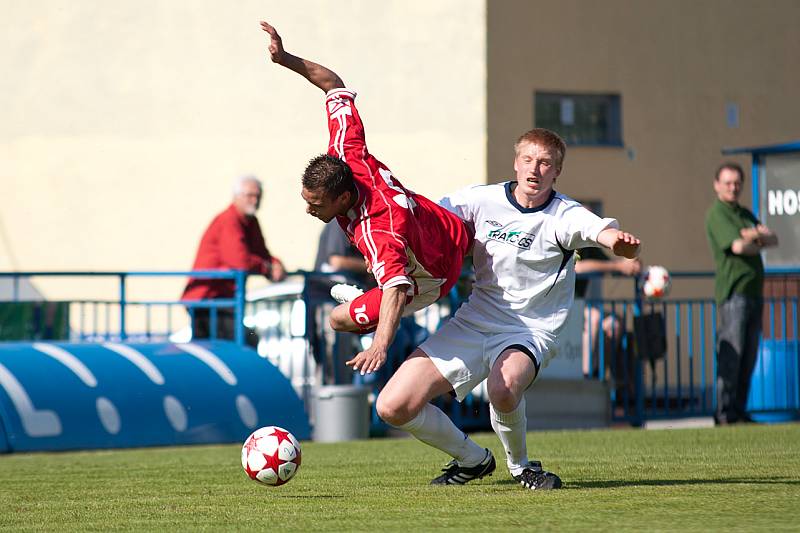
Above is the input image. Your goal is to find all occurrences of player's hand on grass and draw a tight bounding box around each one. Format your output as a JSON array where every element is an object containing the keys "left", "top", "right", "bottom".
[
  {"left": 610, "top": 231, "right": 641, "bottom": 259},
  {"left": 260, "top": 21, "right": 284, "bottom": 63},
  {"left": 346, "top": 345, "right": 388, "bottom": 376}
]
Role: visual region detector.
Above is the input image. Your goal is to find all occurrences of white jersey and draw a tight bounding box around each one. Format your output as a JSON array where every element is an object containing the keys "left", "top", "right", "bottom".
[{"left": 440, "top": 182, "right": 618, "bottom": 340}]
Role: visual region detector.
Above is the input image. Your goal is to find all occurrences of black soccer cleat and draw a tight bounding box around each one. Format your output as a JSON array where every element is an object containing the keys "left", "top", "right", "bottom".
[
  {"left": 430, "top": 449, "right": 496, "bottom": 485},
  {"left": 513, "top": 461, "right": 562, "bottom": 490}
]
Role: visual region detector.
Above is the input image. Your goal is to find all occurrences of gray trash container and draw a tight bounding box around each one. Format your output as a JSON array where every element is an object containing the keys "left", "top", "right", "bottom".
[{"left": 312, "top": 385, "right": 370, "bottom": 442}]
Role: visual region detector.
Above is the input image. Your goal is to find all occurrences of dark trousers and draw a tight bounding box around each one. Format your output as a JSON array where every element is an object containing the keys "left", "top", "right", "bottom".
[
  {"left": 716, "top": 294, "right": 763, "bottom": 423},
  {"left": 190, "top": 307, "right": 258, "bottom": 348}
]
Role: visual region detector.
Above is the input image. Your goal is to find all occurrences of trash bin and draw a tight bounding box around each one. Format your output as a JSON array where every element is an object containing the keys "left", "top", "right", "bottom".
[
  {"left": 312, "top": 385, "right": 370, "bottom": 442},
  {"left": 747, "top": 339, "right": 799, "bottom": 423}
]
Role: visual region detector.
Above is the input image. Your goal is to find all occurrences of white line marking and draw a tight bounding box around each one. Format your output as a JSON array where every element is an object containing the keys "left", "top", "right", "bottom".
[
  {"left": 32, "top": 343, "right": 97, "bottom": 387},
  {"left": 0, "top": 362, "right": 62, "bottom": 437},
  {"left": 103, "top": 343, "right": 165, "bottom": 385},
  {"left": 175, "top": 343, "right": 237, "bottom": 386}
]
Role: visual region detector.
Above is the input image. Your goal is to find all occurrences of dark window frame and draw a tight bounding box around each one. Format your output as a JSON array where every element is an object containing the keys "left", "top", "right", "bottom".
[{"left": 534, "top": 92, "right": 623, "bottom": 147}]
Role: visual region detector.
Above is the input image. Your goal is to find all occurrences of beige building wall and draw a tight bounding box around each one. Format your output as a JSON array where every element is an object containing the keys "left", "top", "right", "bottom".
[
  {"left": 487, "top": 0, "right": 800, "bottom": 296},
  {"left": 1, "top": 1, "right": 486, "bottom": 305}
]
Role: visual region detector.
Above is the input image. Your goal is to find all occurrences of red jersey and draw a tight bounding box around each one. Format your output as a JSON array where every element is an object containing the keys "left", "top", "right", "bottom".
[
  {"left": 326, "top": 89, "right": 471, "bottom": 301},
  {"left": 182, "top": 204, "right": 273, "bottom": 300}
]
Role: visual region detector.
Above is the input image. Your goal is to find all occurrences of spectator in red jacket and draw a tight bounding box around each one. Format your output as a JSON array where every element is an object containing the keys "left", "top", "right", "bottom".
[{"left": 182, "top": 175, "right": 286, "bottom": 346}]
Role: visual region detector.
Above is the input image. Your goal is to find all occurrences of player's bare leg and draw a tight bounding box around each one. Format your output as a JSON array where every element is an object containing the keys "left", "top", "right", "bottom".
[
  {"left": 326, "top": 282, "right": 366, "bottom": 333},
  {"left": 376, "top": 350, "right": 453, "bottom": 424},
  {"left": 328, "top": 302, "right": 361, "bottom": 332},
  {"left": 488, "top": 348, "right": 562, "bottom": 490},
  {"left": 377, "top": 349, "right": 494, "bottom": 485},
  {"left": 487, "top": 349, "right": 537, "bottom": 412}
]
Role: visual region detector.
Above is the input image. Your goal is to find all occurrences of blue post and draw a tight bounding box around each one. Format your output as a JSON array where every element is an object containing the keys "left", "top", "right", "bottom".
[
  {"left": 688, "top": 302, "right": 695, "bottom": 414},
  {"left": 210, "top": 306, "right": 218, "bottom": 341},
  {"left": 633, "top": 276, "right": 644, "bottom": 426},
  {"left": 234, "top": 270, "right": 246, "bottom": 346},
  {"left": 711, "top": 303, "right": 718, "bottom": 415},
  {"left": 700, "top": 303, "right": 707, "bottom": 413},
  {"left": 12, "top": 274, "right": 19, "bottom": 301},
  {"left": 675, "top": 303, "right": 682, "bottom": 417},
  {"left": 119, "top": 274, "right": 127, "bottom": 341},
  {"left": 598, "top": 304, "right": 606, "bottom": 381}
]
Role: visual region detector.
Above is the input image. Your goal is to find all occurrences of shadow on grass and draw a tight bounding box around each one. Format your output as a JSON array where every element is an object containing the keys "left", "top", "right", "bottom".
[
  {"left": 538, "top": 477, "right": 800, "bottom": 489},
  {"left": 269, "top": 494, "right": 347, "bottom": 499}
]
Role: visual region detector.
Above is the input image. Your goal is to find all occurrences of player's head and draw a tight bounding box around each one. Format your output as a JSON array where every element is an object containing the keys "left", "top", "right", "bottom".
[
  {"left": 232, "top": 175, "right": 263, "bottom": 216},
  {"left": 301, "top": 154, "right": 357, "bottom": 222},
  {"left": 714, "top": 162, "right": 744, "bottom": 204},
  {"left": 513, "top": 129, "right": 565, "bottom": 205},
  {"left": 514, "top": 129, "right": 566, "bottom": 172}
]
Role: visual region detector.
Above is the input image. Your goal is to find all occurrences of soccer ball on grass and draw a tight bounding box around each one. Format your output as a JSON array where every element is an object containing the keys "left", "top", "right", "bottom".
[
  {"left": 241, "top": 426, "right": 302, "bottom": 486},
  {"left": 642, "top": 265, "right": 671, "bottom": 299}
]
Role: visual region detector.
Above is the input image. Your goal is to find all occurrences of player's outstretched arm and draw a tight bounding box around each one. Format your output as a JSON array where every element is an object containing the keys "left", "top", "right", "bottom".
[
  {"left": 597, "top": 228, "right": 641, "bottom": 259},
  {"left": 260, "top": 21, "right": 345, "bottom": 93},
  {"left": 345, "top": 286, "right": 407, "bottom": 375}
]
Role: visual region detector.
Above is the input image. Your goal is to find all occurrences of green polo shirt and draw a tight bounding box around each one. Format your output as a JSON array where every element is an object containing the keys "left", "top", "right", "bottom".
[{"left": 704, "top": 199, "right": 764, "bottom": 305}]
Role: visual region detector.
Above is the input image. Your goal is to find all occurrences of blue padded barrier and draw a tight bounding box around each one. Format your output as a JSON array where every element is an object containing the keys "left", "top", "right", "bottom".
[
  {"left": 747, "top": 339, "right": 800, "bottom": 423},
  {"left": 0, "top": 341, "right": 310, "bottom": 452}
]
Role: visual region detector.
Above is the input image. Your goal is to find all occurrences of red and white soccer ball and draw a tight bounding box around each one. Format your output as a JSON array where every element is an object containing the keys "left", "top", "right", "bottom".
[
  {"left": 642, "top": 265, "right": 671, "bottom": 299},
  {"left": 241, "top": 426, "right": 302, "bottom": 486}
]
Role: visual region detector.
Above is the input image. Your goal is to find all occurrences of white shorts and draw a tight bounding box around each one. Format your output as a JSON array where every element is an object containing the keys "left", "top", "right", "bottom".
[{"left": 418, "top": 316, "right": 556, "bottom": 401}]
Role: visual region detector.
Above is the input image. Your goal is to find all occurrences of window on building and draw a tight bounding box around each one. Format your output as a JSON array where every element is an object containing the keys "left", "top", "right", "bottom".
[{"left": 534, "top": 92, "right": 622, "bottom": 146}]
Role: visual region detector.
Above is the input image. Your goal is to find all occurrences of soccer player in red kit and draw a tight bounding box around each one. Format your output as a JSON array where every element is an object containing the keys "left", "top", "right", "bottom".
[{"left": 261, "top": 21, "right": 472, "bottom": 377}]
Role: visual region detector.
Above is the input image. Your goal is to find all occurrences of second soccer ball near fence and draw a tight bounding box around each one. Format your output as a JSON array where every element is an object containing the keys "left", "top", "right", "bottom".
[{"left": 642, "top": 265, "right": 671, "bottom": 299}]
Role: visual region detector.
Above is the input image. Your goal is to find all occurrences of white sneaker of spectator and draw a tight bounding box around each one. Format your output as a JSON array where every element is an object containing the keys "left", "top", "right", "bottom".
[{"left": 330, "top": 283, "right": 364, "bottom": 304}]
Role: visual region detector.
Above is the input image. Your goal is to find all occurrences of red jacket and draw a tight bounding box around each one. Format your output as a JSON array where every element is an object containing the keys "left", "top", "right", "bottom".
[{"left": 182, "top": 204, "right": 275, "bottom": 300}]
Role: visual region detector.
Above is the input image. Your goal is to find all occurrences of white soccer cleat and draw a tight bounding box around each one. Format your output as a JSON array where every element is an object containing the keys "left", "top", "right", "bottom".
[{"left": 330, "top": 283, "right": 364, "bottom": 304}]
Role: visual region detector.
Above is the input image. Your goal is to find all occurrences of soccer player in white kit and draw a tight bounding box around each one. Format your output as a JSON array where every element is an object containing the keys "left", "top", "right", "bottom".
[{"left": 376, "top": 128, "right": 641, "bottom": 490}]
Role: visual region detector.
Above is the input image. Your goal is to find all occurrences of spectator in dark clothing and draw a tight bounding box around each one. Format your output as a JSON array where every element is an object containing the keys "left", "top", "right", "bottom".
[
  {"left": 575, "top": 247, "right": 641, "bottom": 407},
  {"left": 312, "top": 221, "right": 373, "bottom": 292},
  {"left": 308, "top": 222, "right": 371, "bottom": 383}
]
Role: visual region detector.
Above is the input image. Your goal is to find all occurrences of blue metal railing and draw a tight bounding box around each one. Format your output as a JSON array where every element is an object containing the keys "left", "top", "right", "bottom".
[
  {"left": 582, "top": 271, "right": 799, "bottom": 425},
  {"left": 2, "top": 269, "right": 798, "bottom": 428},
  {"left": 0, "top": 270, "right": 247, "bottom": 344}
]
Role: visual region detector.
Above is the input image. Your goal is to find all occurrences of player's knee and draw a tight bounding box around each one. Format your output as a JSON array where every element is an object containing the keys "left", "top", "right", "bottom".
[
  {"left": 375, "top": 393, "right": 414, "bottom": 426},
  {"left": 328, "top": 313, "right": 346, "bottom": 332},
  {"left": 487, "top": 381, "right": 519, "bottom": 413},
  {"left": 328, "top": 307, "right": 356, "bottom": 332}
]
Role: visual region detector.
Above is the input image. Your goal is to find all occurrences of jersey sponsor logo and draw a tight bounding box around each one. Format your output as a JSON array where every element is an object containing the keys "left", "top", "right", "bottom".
[
  {"left": 486, "top": 219, "right": 502, "bottom": 227},
  {"left": 487, "top": 228, "right": 534, "bottom": 250}
]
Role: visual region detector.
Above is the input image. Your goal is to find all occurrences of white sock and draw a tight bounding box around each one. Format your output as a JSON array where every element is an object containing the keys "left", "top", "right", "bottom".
[
  {"left": 490, "top": 397, "right": 528, "bottom": 476},
  {"left": 397, "top": 403, "right": 487, "bottom": 466}
]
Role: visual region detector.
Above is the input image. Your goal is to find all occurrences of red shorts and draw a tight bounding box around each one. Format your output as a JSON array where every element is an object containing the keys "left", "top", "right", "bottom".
[{"left": 347, "top": 270, "right": 464, "bottom": 334}]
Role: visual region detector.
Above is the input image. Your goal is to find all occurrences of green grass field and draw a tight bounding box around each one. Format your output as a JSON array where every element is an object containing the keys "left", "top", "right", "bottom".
[{"left": 1, "top": 423, "right": 798, "bottom": 531}]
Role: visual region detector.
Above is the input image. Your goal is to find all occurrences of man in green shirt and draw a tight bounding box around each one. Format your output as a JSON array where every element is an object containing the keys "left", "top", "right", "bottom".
[{"left": 705, "top": 162, "right": 778, "bottom": 425}]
